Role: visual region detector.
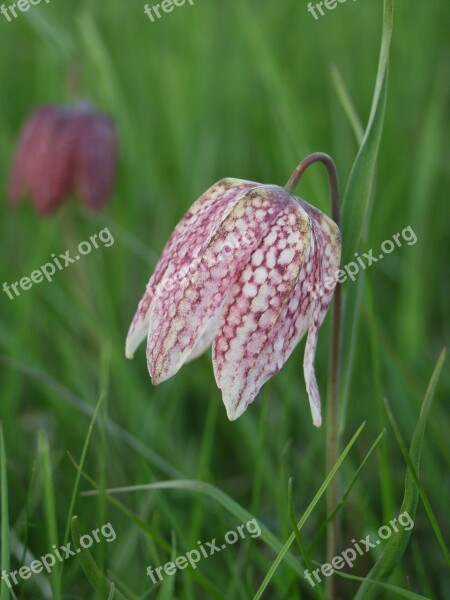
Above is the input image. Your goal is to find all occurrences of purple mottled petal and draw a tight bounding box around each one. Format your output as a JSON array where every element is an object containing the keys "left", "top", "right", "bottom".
[
  {"left": 8, "top": 107, "right": 55, "bottom": 205},
  {"left": 146, "top": 185, "right": 292, "bottom": 385},
  {"left": 8, "top": 105, "right": 75, "bottom": 214},
  {"left": 74, "top": 111, "right": 117, "bottom": 210},
  {"left": 212, "top": 199, "right": 312, "bottom": 420},
  {"left": 125, "top": 178, "right": 257, "bottom": 358},
  {"left": 28, "top": 108, "right": 75, "bottom": 213}
]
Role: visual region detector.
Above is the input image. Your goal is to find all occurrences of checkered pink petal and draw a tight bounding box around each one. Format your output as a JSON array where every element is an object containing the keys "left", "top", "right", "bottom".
[
  {"left": 299, "top": 201, "right": 341, "bottom": 425},
  {"left": 212, "top": 198, "right": 313, "bottom": 420},
  {"left": 125, "top": 178, "right": 257, "bottom": 358},
  {"left": 146, "top": 186, "right": 291, "bottom": 385}
]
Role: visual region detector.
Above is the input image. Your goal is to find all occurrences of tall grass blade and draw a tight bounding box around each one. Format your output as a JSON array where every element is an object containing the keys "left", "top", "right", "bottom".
[
  {"left": 63, "top": 394, "right": 103, "bottom": 546},
  {"left": 71, "top": 515, "right": 126, "bottom": 600},
  {"left": 385, "top": 398, "right": 449, "bottom": 564},
  {"left": 38, "top": 431, "right": 61, "bottom": 600},
  {"left": 252, "top": 422, "right": 366, "bottom": 600},
  {"left": 288, "top": 478, "right": 325, "bottom": 600},
  {"left": 352, "top": 349, "right": 446, "bottom": 600},
  {"left": 82, "top": 477, "right": 304, "bottom": 576},
  {"left": 309, "top": 429, "right": 386, "bottom": 551},
  {"left": 68, "top": 453, "right": 173, "bottom": 554},
  {"left": 331, "top": 65, "right": 364, "bottom": 145},
  {"left": 334, "top": 569, "right": 431, "bottom": 599},
  {"left": 342, "top": 0, "right": 394, "bottom": 262}
]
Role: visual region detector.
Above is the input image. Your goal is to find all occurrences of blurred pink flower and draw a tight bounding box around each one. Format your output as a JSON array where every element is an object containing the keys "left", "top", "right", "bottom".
[
  {"left": 8, "top": 103, "right": 117, "bottom": 214},
  {"left": 126, "top": 176, "right": 341, "bottom": 426}
]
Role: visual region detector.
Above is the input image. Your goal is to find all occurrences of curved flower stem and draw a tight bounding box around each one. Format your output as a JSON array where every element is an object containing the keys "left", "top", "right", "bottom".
[
  {"left": 285, "top": 152, "right": 340, "bottom": 227},
  {"left": 285, "top": 153, "right": 342, "bottom": 600}
]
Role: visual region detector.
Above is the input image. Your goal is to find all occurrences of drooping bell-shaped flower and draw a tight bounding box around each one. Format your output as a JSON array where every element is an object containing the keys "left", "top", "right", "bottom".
[
  {"left": 8, "top": 103, "right": 117, "bottom": 214},
  {"left": 126, "top": 157, "right": 341, "bottom": 426}
]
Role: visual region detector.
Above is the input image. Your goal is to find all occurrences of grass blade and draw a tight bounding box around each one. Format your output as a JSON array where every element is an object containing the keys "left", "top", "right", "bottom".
[
  {"left": 334, "top": 569, "right": 431, "bottom": 599},
  {"left": 352, "top": 349, "right": 446, "bottom": 600},
  {"left": 385, "top": 398, "right": 449, "bottom": 564},
  {"left": 68, "top": 453, "right": 173, "bottom": 554},
  {"left": 63, "top": 394, "right": 103, "bottom": 546},
  {"left": 71, "top": 515, "right": 127, "bottom": 600},
  {"left": 331, "top": 64, "right": 364, "bottom": 145},
  {"left": 288, "top": 478, "right": 326, "bottom": 600},
  {"left": 342, "top": 0, "right": 394, "bottom": 262},
  {"left": 309, "top": 429, "right": 386, "bottom": 552},
  {"left": 252, "top": 422, "right": 366, "bottom": 600},
  {"left": 38, "top": 431, "right": 61, "bottom": 600},
  {"left": 82, "top": 477, "right": 304, "bottom": 576}
]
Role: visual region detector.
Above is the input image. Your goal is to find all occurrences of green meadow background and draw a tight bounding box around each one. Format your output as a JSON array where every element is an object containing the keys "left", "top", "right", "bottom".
[{"left": 0, "top": 0, "right": 449, "bottom": 598}]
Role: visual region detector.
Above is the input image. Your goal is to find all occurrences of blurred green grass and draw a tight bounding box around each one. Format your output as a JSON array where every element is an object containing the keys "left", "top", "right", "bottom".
[{"left": 0, "top": 0, "right": 449, "bottom": 598}]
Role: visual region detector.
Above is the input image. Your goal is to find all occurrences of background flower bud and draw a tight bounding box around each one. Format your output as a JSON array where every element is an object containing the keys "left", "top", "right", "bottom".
[{"left": 8, "top": 103, "right": 117, "bottom": 215}]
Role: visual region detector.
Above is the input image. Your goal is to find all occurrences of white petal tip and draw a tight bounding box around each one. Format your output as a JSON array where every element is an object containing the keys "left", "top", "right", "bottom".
[
  {"left": 225, "top": 405, "right": 238, "bottom": 421},
  {"left": 125, "top": 320, "right": 151, "bottom": 362},
  {"left": 224, "top": 399, "right": 248, "bottom": 421},
  {"left": 125, "top": 331, "right": 139, "bottom": 359},
  {"left": 149, "top": 368, "right": 169, "bottom": 387},
  {"left": 149, "top": 374, "right": 160, "bottom": 386},
  {"left": 125, "top": 335, "right": 139, "bottom": 360},
  {"left": 312, "top": 414, "right": 322, "bottom": 428}
]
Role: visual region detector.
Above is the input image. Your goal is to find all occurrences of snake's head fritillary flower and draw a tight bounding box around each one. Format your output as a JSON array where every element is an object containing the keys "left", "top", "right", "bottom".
[
  {"left": 126, "top": 160, "right": 341, "bottom": 426},
  {"left": 8, "top": 103, "right": 117, "bottom": 215}
]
